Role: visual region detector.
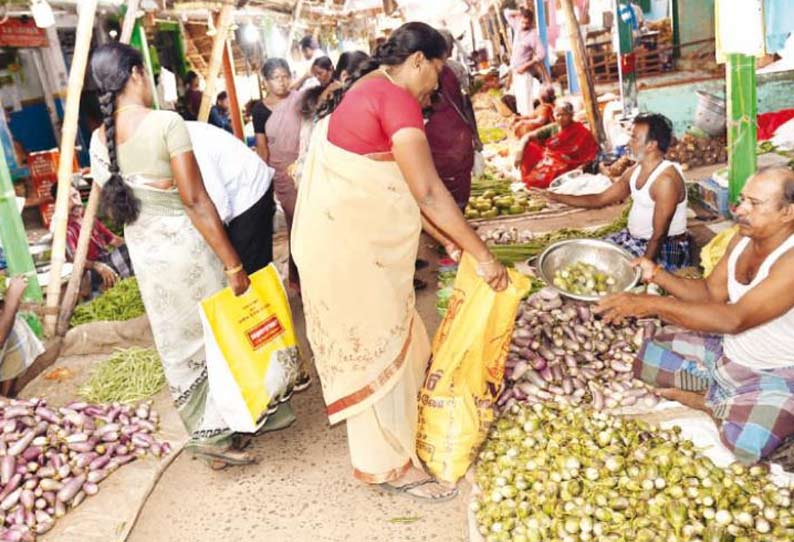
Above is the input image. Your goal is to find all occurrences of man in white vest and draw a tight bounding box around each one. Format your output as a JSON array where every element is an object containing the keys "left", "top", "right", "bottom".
[
  {"left": 547, "top": 113, "right": 691, "bottom": 271},
  {"left": 597, "top": 167, "right": 794, "bottom": 465}
]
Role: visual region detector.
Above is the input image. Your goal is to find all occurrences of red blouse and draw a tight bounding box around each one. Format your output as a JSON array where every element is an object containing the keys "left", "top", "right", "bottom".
[{"left": 328, "top": 78, "right": 425, "bottom": 155}]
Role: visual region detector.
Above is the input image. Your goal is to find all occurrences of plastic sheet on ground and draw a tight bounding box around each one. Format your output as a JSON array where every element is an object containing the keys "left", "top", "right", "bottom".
[{"left": 19, "top": 317, "right": 188, "bottom": 542}]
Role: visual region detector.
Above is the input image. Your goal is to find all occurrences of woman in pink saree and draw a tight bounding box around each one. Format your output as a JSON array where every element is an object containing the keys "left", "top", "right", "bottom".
[{"left": 519, "top": 102, "right": 599, "bottom": 189}]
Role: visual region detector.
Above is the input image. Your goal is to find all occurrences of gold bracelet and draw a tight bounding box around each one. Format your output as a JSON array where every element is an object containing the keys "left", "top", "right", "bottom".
[{"left": 224, "top": 264, "right": 243, "bottom": 276}]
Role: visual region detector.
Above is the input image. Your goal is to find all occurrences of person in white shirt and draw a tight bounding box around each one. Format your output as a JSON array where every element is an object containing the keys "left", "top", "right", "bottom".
[
  {"left": 186, "top": 121, "right": 275, "bottom": 274},
  {"left": 292, "top": 36, "right": 326, "bottom": 91},
  {"left": 596, "top": 167, "right": 794, "bottom": 466}
]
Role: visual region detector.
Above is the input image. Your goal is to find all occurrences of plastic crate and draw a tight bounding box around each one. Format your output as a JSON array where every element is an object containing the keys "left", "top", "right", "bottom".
[{"left": 698, "top": 177, "right": 730, "bottom": 217}]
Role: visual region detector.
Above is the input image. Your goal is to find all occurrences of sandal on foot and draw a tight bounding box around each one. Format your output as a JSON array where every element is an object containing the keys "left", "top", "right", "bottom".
[
  {"left": 191, "top": 446, "right": 257, "bottom": 470},
  {"left": 293, "top": 373, "right": 312, "bottom": 392},
  {"left": 378, "top": 478, "right": 459, "bottom": 503}
]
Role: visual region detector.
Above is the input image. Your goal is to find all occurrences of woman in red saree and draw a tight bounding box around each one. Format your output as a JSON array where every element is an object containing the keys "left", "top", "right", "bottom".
[{"left": 519, "top": 102, "right": 599, "bottom": 189}]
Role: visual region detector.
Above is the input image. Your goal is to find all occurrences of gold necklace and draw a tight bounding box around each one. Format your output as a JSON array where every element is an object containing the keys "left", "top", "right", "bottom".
[
  {"left": 114, "top": 104, "right": 145, "bottom": 116},
  {"left": 379, "top": 67, "right": 397, "bottom": 84}
]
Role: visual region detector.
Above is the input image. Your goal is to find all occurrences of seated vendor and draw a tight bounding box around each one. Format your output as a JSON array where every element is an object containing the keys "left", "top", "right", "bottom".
[
  {"left": 512, "top": 85, "right": 556, "bottom": 138},
  {"left": 52, "top": 184, "right": 133, "bottom": 291},
  {"left": 596, "top": 167, "right": 794, "bottom": 464},
  {"left": 547, "top": 113, "right": 691, "bottom": 271},
  {"left": 517, "top": 102, "right": 599, "bottom": 189},
  {"left": 1, "top": 276, "right": 43, "bottom": 397}
]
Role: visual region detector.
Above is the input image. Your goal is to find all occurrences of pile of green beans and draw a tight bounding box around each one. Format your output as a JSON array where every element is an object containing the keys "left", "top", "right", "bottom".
[
  {"left": 78, "top": 348, "right": 165, "bottom": 404},
  {"left": 69, "top": 278, "right": 145, "bottom": 327},
  {"left": 474, "top": 404, "right": 794, "bottom": 542}
]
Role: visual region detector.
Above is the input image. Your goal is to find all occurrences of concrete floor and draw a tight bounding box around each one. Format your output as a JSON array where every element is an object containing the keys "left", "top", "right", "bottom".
[{"left": 127, "top": 244, "right": 472, "bottom": 542}]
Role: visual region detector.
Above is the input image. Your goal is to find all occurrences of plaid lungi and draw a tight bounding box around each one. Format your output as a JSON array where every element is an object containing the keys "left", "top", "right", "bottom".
[
  {"left": 636, "top": 331, "right": 794, "bottom": 464},
  {"left": 606, "top": 229, "right": 691, "bottom": 271},
  {"left": 0, "top": 317, "right": 44, "bottom": 382}
]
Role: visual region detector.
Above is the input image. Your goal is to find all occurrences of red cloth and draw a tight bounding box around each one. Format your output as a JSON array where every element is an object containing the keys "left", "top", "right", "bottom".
[
  {"left": 425, "top": 66, "right": 475, "bottom": 208},
  {"left": 328, "top": 78, "right": 425, "bottom": 155},
  {"left": 65, "top": 215, "right": 115, "bottom": 262},
  {"left": 520, "top": 121, "right": 599, "bottom": 189},
  {"left": 757, "top": 109, "right": 794, "bottom": 141}
]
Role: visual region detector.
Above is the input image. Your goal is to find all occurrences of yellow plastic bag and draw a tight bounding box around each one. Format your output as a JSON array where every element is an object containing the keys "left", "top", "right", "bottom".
[
  {"left": 701, "top": 225, "right": 739, "bottom": 276},
  {"left": 199, "top": 264, "right": 301, "bottom": 433},
  {"left": 416, "top": 254, "right": 530, "bottom": 483}
]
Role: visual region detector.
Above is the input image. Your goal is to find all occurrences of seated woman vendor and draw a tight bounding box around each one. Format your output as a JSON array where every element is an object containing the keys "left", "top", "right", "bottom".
[
  {"left": 52, "top": 184, "right": 133, "bottom": 291},
  {"left": 517, "top": 102, "right": 599, "bottom": 189},
  {"left": 547, "top": 113, "right": 691, "bottom": 271},
  {"left": 596, "top": 167, "right": 794, "bottom": 465},
  {"left": 512, "top": 85, "right": 556, "bottom": 138}
]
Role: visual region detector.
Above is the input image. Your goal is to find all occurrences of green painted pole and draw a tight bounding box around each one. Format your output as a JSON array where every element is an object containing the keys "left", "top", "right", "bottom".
[
  {"left": 615, "top": 0, "right": 638, "bottom": 114},
  {"left": 726, "top": 53, "right": 757, "bottom": 204},
  {"left": 0, "top": 147, "right": 43, "bottom": 303},
  {"left": 131, "top": 22, "right": 160, "bottom": 110}
]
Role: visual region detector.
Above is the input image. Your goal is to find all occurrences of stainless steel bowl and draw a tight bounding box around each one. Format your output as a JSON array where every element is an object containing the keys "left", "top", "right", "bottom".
[{"left": 536, "top": 238, "right": 641, "bottom": 302}]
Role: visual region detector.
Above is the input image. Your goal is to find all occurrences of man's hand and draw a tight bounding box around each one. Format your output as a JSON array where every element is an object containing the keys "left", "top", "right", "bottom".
[
  {"left": 94, "top": 262, "right": 118, "bottom": 290},
  {"left": 5, "top": 276, "right": 28, "bottom": 304},
  {"left": 228, "top": 269, "right": 251, "bottom": 296},
  {"left": 632, "top": 257, "right": 660, "bottom": 284},
  {"left": 595, "top": 293, "right": 654, "bottom": 325}
]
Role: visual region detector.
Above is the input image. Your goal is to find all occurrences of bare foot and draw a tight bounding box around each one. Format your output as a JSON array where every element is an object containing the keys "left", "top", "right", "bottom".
[
  {"left": 383, "top": 467, "right": 458, "bottom": 501},
  {"left": 657, "top": 388, "right": 708, "bottom": 412}
]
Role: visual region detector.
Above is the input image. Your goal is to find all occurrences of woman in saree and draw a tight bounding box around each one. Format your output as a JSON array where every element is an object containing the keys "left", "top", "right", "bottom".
[
  {"left": 253, "top": 58, "right": 305, "bottom": 290},
  {"left": 88, "top": 43, "right": 276, "bottom": 469},
  {"left": 292, "top": 22, "right": 509, "bottom": 501},
  {"left": 519, "top": 101, "right": 599, "bottom": 189}
]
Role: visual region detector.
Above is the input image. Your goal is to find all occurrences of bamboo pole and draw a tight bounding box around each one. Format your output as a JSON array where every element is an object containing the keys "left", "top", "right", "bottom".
[
  {"left": 198, "top": 2, "right": 235, "bottom": 123},
  {"left": 221, "top": 39, "right": 245, "bottom": 140},
  {"left": 55, "top": 0, "right": 141, "bottom": 335},
  {"left": 44, "top": 0, "right": 98, "bottom": 337},
  {"left": 560, "top": 0, "right": 605, "bottom": 144},
  {"left": 288, "top": 0, "right": 306, "bottom": 48}
]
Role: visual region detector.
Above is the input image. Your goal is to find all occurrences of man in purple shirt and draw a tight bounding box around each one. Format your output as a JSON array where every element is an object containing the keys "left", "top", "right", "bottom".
[{"left": 504, "top": 7, "right": 547, "bottom": 116}]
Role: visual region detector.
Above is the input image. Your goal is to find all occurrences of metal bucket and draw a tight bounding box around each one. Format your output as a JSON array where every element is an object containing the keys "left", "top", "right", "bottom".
[{"left": 694, "top": 91, "right": 726, "bottom": 137}]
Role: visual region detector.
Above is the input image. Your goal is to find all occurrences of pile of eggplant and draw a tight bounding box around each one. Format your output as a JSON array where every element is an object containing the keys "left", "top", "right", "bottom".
[
  {"left": 499, "top": 288, "right": 660, "bottom": 412},
  {"left": 0, "top": 398, "right": 169, "bottom": 541}
]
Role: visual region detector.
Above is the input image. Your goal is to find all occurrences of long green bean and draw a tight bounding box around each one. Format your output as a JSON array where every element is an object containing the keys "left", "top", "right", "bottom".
[
  {"left": 70, "top": 277, "right": 145, "bottom": 327},
  {"left": 78, "top": 347, "right": 165, "bottom": 404}
]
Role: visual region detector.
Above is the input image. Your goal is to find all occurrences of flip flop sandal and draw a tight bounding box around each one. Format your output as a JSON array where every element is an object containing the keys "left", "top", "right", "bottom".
[
  {"left": 191, "top": 447, "right": 257, "bottom": 470},
  {"left": 231, "top": 434, "right": 254, "bottom": 451},
  {"left": 293, "top": 373, "right": 312, "bottom": 392},
  {"left": 378, "top": 478, "right": 459, "bottom": 503}
]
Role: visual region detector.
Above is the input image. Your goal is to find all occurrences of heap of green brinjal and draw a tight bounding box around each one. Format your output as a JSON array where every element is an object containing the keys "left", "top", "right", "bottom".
[
  {"left": 474, "top": 404, "right": 794, "bottom": 542},
  {"left": 500, "top": 288, "right": 659, "bottom": 412}
]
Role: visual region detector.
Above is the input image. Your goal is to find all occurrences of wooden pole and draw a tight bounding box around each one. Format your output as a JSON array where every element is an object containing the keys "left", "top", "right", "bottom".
[
  {"left": 221, "top": 32, "right": 245, "bottom": 140},
  {"left": 56, "top": 1, "right": 139, "bottom": 335},
  {"left": 198, "top": 2, "right": 234, "bottom": 123},
  {"left": 44, "top": 0, "right": 98, "bottom": 337},
  {"left": 30, "top": 49, "right": 61, "bottom": 146},
  {"left": 289, "top": 0, "right": 306, "bottom": 48},
  {"left": 560, "top": 0, "right": 605, "bottom": 144}
]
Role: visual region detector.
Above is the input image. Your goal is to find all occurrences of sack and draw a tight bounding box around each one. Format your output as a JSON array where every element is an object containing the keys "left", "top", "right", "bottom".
[
  {"left": 199, "top": 264, "right": 301, "bottom": 433},
  {"left": 416, "top": 254, "right": 530, "bottom": 483},
  {"left": 473, "top": 151, "right": 485, "bottom": 177}
]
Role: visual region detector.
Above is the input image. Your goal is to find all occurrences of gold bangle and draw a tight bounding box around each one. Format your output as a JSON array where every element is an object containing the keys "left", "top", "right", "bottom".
[{"left": 224, "top": 264, "right": 243, "bottom": 276}]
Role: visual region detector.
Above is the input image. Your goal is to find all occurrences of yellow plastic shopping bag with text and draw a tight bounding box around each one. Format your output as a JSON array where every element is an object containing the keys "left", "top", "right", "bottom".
[
  {"left": 417, "top": 253, "right": 530, "bottom": 482},
  {"left": 200, "top": 264, "right": 301, "bottom": 433}
]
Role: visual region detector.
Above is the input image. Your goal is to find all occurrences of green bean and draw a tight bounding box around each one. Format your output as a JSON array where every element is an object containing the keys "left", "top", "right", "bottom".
[
  {"left": 78, "top": 347, "right": 165, "bottom": 404},
  {"left": 70, "top": 278, "right": 145, "bottom": 327}
]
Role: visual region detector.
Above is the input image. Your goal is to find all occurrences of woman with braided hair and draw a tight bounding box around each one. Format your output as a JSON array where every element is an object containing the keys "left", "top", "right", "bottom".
[
  {"left": 87, "top": 42, "right": 269, "bottom": 469},
  {"left": 291, "top": 22, "right": 509, "bottom": 501}
]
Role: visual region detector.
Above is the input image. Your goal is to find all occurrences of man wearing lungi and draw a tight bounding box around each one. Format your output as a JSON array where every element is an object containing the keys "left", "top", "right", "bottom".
[
  {"left": 596, "top": 167, "right": 794, "bottom": 464},
  {"left": 504, "top": 5, "right": 547, "bottom": 116}
]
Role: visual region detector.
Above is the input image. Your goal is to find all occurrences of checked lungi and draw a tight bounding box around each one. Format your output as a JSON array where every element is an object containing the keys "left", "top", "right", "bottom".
[
  {"left": 606, "top": 230, "right": 691, "bottom": 271},
  {"left": 636, "top": 330, "right": 794, "bottom": 464}
]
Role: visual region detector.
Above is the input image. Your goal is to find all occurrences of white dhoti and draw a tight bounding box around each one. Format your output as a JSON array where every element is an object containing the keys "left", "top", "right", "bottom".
[{"left": 512, "top": 71, "right": 540, "bottom": 116}]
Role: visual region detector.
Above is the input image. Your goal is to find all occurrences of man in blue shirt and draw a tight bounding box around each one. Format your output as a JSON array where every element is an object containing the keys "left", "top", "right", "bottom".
[{"left": 209, "top": 91, "right": 233, "bottom": 133}]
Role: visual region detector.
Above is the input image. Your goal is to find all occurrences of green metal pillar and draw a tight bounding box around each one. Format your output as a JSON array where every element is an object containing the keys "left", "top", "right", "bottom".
[
  {"left": 726, "top": 53, "right": 757, "bottom": 203},
  {"left": 615, "top": 0, "right": 638, "bottom": 114},
  {"left": 131, "top": 22, "right": 160, "bottom": 110},
  {"left": 0, "top": 147, "right": 42, "bottom": 303}
]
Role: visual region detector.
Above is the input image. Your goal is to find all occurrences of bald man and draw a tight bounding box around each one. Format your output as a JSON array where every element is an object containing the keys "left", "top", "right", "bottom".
[{"left": 596, "top": 167, "right": 794, "bottom": 464}]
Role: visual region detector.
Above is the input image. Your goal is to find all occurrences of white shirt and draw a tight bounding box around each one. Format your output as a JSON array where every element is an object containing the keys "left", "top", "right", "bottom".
[
  {"left": 724, "top": 234, "right": 794, "bottom": 370},
  {"left": 297, "top": 49, "right": 326, "bottom": 91},
  {"left": 186, "top": 122, "right": 273, "bottom": 224},
  {"left": 627, "top": 160, "right": 688, "bottom": 240}
]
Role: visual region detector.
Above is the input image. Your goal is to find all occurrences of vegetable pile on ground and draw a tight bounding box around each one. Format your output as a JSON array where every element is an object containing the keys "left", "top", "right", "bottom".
[
  {"left": 0, "top": 398, "right": 169, "bottom": 540},
  {"left": 479, "top": 127, "right": 508, "bottom": 145},
  {"left": 79, "top": 348, "right": 166, "bottom": 404},
  {"left": 466, "top": 191, "right": 547, "bottom": 220},
  {"left": 474, "top": 403, "right": 794, "bottom": 542},
  {"left": 484, "top": 206, "right": 630, "bottom": 264},
  {"left": 69, "top": 278, "right": 145, "bottom": 328},
  {"left": 666, "top": 132, "right": 727, "bottom": 170},
  {"left": 500, "top": 288, "right": 658, "bottom": 412}
]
